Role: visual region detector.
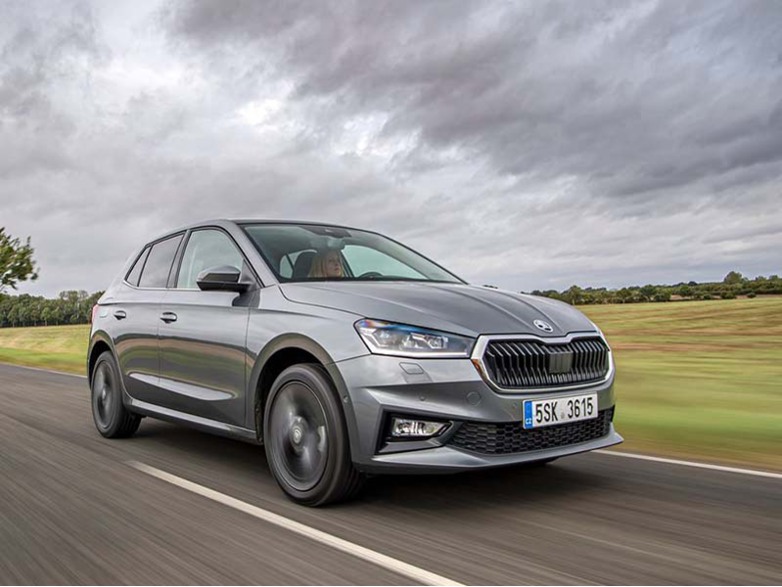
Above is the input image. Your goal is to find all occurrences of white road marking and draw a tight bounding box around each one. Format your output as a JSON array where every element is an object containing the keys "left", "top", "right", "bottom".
[
  {"left": 0, "top": 362, "right": 87, "bottom": 379},
  {"left": 597, "top": 450, "right": 782, "bottom": 479},
  {"left": 128, "top": 461, "right": 463, "bottom": 586}
]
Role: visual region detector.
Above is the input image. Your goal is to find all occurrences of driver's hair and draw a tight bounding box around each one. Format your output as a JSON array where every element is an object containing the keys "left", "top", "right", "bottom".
[{"left": 308, "top": 250, "right": 344, "bottom": 278}]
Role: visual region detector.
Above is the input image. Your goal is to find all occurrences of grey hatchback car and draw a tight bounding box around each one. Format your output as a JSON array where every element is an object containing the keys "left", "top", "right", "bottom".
[{"left": 88, "top": 220, "right": 622, "bottom": 505}]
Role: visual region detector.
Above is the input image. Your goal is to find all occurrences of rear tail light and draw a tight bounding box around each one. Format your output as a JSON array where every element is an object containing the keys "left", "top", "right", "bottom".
[{"left": 91, "top": 305, "right": 99, "bottom": 323}]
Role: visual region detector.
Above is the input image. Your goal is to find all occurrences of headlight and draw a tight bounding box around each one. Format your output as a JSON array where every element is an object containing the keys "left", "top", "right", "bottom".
[{"left": 354, "top": 319, "right": 474, "bottom": 358}]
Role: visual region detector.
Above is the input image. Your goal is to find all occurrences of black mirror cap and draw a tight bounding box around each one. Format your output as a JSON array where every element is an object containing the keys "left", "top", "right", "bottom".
[{"left": 196, "top": 265, "right": 250, "bottom": 292}]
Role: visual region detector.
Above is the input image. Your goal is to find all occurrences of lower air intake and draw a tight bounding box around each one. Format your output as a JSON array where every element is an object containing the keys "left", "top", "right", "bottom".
[{"left": 449, "top": 408, "right": 614, "bottom": 455}]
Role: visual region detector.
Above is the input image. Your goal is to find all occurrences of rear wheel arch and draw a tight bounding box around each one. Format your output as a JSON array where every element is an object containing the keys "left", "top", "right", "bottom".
[
  {"left": 91, "top": 350, "right": 141, "bottom": 438},
  {"left": 88, "top": 334, "right": 114, "bottom": 384}
]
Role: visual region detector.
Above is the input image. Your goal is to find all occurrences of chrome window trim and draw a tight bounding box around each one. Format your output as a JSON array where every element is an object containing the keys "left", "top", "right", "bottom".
[
  {"left": 470, "top": 331, "right": 614, "bottom": 394},
  {"left": 121, "top": 227, "right": 262, "bottom": 291},
  {"left": 122, "top": 232, "right": 186, "bottom": 291}
]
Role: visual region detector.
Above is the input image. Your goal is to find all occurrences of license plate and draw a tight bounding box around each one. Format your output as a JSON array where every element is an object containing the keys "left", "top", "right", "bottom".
[{"left": 523, "top": 394, "right": 598, "bottom": 429}]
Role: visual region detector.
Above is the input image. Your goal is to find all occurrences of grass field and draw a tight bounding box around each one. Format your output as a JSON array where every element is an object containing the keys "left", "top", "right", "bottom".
[
  {"left": 0, "top": 324, "right": 89, "bottom": 374},
  {"left": 0, "top": 298, "right": 780, "bottom": 470},
  {"left": 580, "top": 297, "right": 782, "bottom": 470}
]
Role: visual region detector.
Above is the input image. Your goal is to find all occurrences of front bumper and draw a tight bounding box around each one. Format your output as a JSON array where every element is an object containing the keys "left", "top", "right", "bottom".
[{"left": 331, "top": 354, "right": 621, "bottom": 474}]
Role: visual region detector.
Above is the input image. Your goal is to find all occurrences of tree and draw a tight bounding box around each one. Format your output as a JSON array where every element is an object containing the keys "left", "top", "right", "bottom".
[
  {"left": 7, "top": 304, "right": 20, "bottom": 327},
  {"left": 17, "top": 303, "right": 30, "bottom": 326},
  {"left": 562, "top": 285, "right": 584, "bottom": 305},
  {"left": 639, "top": 284, "right": 657, "bottom": 302},
  {"left": 0, "top": 228, "right": 38, "bottom": 293},
  {"left": 723, "top": 271, "right": 744, "bottom": 285},
  {"left": 616, "top": 288, "right": 634, "bottom": 303},
  {"left": 41, "top": 306, "right": 53, "bottom": 326},
  {"left": 678, "top": 285, "right": 693, "bottom": 298}
]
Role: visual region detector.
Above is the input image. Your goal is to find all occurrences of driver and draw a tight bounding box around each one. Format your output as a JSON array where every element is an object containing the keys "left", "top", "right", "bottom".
[{"left": 308, "top": 249, "right": 345, "bottom": 279}]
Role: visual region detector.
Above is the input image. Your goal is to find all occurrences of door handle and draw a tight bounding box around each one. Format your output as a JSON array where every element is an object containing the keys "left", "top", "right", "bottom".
[
  {"left": 113, "top": 310, "right": 127, "bottom": 320},
  {"left": 160, "top": 311, "right": 178, "bottom": 324}
]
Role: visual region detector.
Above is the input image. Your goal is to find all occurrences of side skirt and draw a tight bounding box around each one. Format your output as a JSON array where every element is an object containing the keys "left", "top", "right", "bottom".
[{"left": 127, "top": 396, "right": 261, "bottom": 445}]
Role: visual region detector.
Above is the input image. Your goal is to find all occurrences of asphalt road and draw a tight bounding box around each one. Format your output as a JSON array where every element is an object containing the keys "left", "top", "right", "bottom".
[{"left": 0, "top": 363, "right": 780, "bottom": 585}]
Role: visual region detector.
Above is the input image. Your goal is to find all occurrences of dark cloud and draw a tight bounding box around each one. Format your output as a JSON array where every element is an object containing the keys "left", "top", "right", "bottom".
[
  {"left": 166, "top": 0, "right": 782, "bottom": 201},
  {"left": 0, "top": 0, "right": 780, "bottom": 297}
]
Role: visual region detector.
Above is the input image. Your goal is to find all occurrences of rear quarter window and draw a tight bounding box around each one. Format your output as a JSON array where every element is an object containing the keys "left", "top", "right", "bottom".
[
  {"left": 125, "top": 247, "right": 150, "bottom": 286},
  {"left": 138, "top": 234, "right": 183, "bottom": 288}
]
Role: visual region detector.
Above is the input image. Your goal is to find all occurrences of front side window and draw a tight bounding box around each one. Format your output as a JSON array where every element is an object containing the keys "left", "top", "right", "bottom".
[
  {"left": 242, "top": 223, "right": 463, "bottom": 284},
  {"left": 176, "top": 229, "right": 245, "bottom": 289},
  {"left": 138, "top": 234, "right": 183, "bottom": 288}
]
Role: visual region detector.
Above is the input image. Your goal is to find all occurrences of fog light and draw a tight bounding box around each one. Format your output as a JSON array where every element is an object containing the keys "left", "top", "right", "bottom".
[{"left": 390, "top": 418, "right": 449, "bottom": 438}]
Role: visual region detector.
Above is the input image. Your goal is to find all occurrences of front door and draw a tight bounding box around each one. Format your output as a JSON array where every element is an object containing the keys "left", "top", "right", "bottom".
[{"left": 157, "top": 228, "right": 253, "bottom": 426}]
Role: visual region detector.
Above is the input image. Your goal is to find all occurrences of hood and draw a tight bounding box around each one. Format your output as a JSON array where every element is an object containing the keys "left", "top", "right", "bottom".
[{"left": 279, "top": 281, "right": 596, "bottom": 338}]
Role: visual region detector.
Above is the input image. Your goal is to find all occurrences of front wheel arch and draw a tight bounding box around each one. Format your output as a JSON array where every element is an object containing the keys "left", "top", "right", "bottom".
[
  {"left": 263, "top": 363, "right": 363, "bottom": 505},
  {"left": 249, "top": 335, "right": 354, "bottom": 439}
]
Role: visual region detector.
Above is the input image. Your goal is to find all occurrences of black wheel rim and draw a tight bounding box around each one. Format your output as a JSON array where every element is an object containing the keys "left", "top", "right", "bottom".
[
  {"left": 269, "top": 382, "right": 329, "bottom": 492},
  {"left": 93, "top": 361, "right": 114, "bottom": 430}
]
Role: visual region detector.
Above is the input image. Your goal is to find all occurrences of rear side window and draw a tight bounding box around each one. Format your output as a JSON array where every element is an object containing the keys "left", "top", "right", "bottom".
[
  {"left": 125, "top": 247, "right": 150, "bottom": 286},
  {"left": 138, "top": 234, "right": 183, "bottom": 288}
]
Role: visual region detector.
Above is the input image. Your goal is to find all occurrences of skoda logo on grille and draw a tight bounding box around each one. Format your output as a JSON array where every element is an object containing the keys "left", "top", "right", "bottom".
[{"left": 534, "top": 319, "right": 554, "bottom": 333}]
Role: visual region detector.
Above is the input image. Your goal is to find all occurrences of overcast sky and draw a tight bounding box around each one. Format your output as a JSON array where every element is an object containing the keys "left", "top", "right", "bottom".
[{"left": 2, "top": 0, "right": 780, "bottom": 297}]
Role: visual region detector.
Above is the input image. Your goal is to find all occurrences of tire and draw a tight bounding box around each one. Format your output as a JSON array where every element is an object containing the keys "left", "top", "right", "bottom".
[
  {"left": 91, "top": 351, "right": 141, "bottom": 438},
  {"left": 264, "top": 364, "right": 364, "bottom": 506}
]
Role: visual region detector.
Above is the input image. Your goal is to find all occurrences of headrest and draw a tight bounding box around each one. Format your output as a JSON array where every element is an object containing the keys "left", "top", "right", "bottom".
[{"left": 292, "top": 251, "right": 316, "bottom": 279}]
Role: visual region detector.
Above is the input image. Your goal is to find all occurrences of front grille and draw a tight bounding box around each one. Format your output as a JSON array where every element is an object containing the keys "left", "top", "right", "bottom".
[
  {"left": 483, "top": 337, "right": 609, "bottom": 389},
  {"left": 449, "top": 408, "right": 613, "bottom": 455}
]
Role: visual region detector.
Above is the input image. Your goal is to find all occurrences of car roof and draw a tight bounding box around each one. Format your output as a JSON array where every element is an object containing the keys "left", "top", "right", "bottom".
[
  {"left": 229, "top": 219, "right": 356, "bottom": 228},
  {"left": 150, "top": 219, "right": 364, "bottom": 243}
]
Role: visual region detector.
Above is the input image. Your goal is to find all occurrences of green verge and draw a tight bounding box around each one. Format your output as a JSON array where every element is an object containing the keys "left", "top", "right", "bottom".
[
  {"left": 0, "top": 297, "right": 780, "bottom": 470},
  {"left": 580, "top": 297, "right": 782, "bottom": 471},
  {"left": 0, "top": 324, "right": 89, "bottom": 374}
]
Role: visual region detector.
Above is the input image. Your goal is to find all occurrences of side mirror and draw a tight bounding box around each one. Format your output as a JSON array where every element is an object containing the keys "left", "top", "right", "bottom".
[{"left": 196, "top": 266, "right": 250, "bottom": 293}]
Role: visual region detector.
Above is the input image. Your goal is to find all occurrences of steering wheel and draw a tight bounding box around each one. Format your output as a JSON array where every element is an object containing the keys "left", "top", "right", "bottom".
[{"left": 358, "top": 271, "right": 383, "bottom": 279}]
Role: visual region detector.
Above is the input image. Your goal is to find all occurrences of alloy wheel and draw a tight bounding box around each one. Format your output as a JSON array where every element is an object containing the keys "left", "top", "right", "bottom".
[
  {"left": 92, "top": 361, "right": 115, "bottom": 430},
  {"left": 268, "top": 381, "right": 329, "bottom": 492}
]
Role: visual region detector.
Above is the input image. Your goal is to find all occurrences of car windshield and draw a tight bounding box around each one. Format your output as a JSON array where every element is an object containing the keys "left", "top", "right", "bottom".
[{"left": 242, "top": 223, "right": 464, "bottom": 284}]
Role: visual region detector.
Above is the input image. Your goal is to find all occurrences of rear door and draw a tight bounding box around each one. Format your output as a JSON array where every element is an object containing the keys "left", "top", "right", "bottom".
[
  {"left": 157, "top": 228, "right": 253, "bottom": 426},
  {"left": 114, "top": 234, "right": 183, "bottom": 403}
]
